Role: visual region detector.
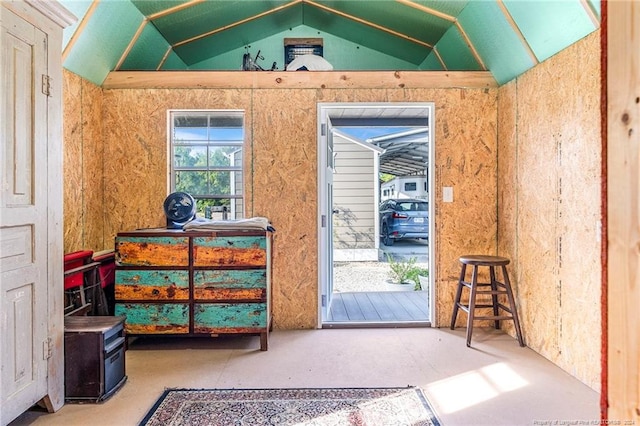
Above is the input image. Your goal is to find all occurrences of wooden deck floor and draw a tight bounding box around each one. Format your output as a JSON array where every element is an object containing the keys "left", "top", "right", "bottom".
[{"left": 324, "top": 291, "right": 430, "bottom": 327}]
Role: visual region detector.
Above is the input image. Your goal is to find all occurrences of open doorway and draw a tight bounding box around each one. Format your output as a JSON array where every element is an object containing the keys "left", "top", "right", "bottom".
[{"left": 317, "top": 103, "right": 435, "bottom": 328}]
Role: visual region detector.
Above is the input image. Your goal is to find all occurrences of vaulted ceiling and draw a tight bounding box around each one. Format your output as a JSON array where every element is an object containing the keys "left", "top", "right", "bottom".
[{"left": 60, "top": 0, "right": 600, "bottom": 87}]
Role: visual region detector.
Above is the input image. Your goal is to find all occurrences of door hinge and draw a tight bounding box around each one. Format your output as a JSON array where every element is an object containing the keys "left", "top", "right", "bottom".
[
  {"left": 321, "top": 123, "right": 326, "bottom": 136},
  {"left": 41, "top": 75, "right": 51, "bottom": 97},
  {"left": 43, "top": 338, "right": 52, "bottom": 360},
  {"left": 321, "top": 214, "right": 326, "bottom": 228},
  {"left": 321, "top": 294, "right": 326, "bottom": 307}
]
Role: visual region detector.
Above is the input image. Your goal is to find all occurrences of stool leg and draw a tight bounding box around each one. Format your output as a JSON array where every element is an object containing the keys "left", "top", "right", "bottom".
[
  {"left": 489, "top": 266, "right": 500, "bottom": 329},
  {"left": 450, "top": 263, "right": 467, "bottom": 329},
  {"left": 466, "top": 265, "right": 479, "bottom": 347},
  {"left": 502, "top": 265, "right": 525, "bottom": 347}
]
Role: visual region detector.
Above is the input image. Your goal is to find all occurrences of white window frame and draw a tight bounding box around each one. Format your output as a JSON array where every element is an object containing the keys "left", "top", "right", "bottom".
[{"left": 167, "top": 109, "right": 245, "bottom": 219}]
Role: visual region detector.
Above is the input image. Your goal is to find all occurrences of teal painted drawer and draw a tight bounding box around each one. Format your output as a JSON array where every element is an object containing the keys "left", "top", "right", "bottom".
[
  {"left": 193, "top": 270, "right": 266, "bottom": 300},
  {"left": 115, "top": 303, "right": 189, "bottom": 334},
  {"left": 115, "top": 269, "right": 189, "bottom": 300},
  {"left": 193, "top": 303, "right": 267, "bottom": 333}
]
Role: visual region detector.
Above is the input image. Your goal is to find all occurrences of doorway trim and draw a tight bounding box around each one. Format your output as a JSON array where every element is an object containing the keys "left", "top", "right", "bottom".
[{"left": 317, "top": 102, "right": 436, "bottom": 327}]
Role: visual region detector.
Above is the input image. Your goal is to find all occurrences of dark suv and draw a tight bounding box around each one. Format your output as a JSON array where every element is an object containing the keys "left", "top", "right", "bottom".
[{"left": 379, "top": 198, "right": 428, "bottom": 246}]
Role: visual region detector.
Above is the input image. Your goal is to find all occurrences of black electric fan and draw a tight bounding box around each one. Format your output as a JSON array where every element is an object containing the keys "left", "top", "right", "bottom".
[{"left": 163, "top": 192, "right": 196, "bottom": 229}]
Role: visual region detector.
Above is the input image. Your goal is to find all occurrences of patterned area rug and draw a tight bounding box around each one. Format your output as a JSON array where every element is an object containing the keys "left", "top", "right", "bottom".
[{"left": 139, "top": 387, "right": 441, "bottom": 426}]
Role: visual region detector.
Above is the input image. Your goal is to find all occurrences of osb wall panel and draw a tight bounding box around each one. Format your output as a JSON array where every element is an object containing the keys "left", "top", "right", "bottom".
[
  {"left": 496, "top": 80, "right": 518, "bottom": 338},
  {"left": 498, "top": 31, "right": 601, "bottom": 390},
  {"left": 432, "top": 89, "right": 499, "bottom": 328},
  {"left": 63, "top": 70, "right": 83, "bottom": 253},
  {"left": 497, "top": 81, "right": 517, "bottom": 261},
  {"left": 63, "top": 70, "right": 106, "bottom": 254},
  {"left": 556, "top": 32, "right": 601, "bottom": 390},
  {"left": 82, "top": 79, "right": 105, "bottom": 251},
  {"left": 251, "top": 89, "right": 319, "bottom": 329}
]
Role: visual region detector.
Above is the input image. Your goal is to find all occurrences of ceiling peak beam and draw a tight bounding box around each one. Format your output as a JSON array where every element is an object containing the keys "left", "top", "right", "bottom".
[
  {"left": 304, "top": 0, "right": 432, "bottom": 49},
  {"left": 147, "top": 0, "right": 205, "bottom": 21},
  {"left": 394, "top": 0, "right": 455, "bottom": 23},
  {"left": 114, "top": 17, "right": 148, "bottom": 71},
  {"left": 173, "top": 0, "right": 303, "bottom": 48},
  {"left": 62, "top": 0, "right": 100, "bottom": 62},
  {"left": 496, "top": 0, "right": 538, "bottom": 66}
]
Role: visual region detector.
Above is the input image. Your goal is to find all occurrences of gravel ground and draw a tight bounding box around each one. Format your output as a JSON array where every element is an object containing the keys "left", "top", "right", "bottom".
[{"left": 333, "top": 261, "right": 428, "bottom": 292}]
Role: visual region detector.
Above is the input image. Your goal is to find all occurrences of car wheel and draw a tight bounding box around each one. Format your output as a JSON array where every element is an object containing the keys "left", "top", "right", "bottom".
[{"left": 382, "top": 224, "right": 394, "bottom": 246}]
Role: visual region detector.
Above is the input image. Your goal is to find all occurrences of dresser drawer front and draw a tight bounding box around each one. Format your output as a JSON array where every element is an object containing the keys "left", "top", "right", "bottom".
[
  {"left": 116, "top": 236, "right": 189, "bottom": 266},
  {"left": 115, "top": 269, "right": 189, "bottom": 300},
  {"left": 193, "top": 270, "right": 266, "bottom": 300},
  {"left": 193, "top": 303, "right": 267, "bottom": 333},
  {"left": 193, "top": 236, "right": 266, "bottom": 267},
  {"left": 115, "top": 303, "right": 189, "bottom": 334}
]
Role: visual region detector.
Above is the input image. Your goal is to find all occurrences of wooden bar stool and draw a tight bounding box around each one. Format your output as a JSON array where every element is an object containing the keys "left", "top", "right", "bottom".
[{"left": 450, "top": 255, "right": 525, "bottom": 347}]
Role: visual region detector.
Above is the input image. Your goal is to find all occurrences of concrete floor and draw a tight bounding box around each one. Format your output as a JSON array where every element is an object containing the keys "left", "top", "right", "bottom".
[{"left": 12, "top": 327, "right": 599, "bottom": 426}]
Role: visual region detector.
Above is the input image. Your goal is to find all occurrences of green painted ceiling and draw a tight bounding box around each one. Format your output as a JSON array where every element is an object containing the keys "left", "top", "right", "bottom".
[{"left": 59, "top": 0, "right": 600, "bottom": 87}]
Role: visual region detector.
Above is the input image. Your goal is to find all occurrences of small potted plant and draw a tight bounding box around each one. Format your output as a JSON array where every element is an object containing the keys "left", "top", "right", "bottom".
[
  {"left": 385, "top": 254, "right": 418, "bottom": 290},
  {"left": 407, "top": 266, "right": 429, "bottom": 291}
]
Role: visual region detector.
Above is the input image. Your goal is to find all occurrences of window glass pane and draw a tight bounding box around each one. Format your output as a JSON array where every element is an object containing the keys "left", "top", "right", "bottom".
[
  {"left": 209, "top": 115, "right": 243, "bottom": 128},
  {"left": 174, "top": 115, "right": 208, "bottom": 141},
  {"left": 195, "top": 198, "right": 243, "bottom": 220},
  {"left": 206, "top": 171, "right": 243, "bottom": 195},
  {"left": 175, "top": 115, "right": 208, "bottom": 128},
  {"left": 209, "top": 127, "right": 244, "bottom": 141},
  {"left": 174, "top": 127, "right": 208, "bottom": 142},
  {"left": 175, "top": 171, "right": 207, "bottom": 194},
  {"left": 209, "top": 146, "right": 243, "bottom": 167},
  {"left": 174, "top": 146, "right": 207, "bottom": 168},
  {"left": 404, "top": 182, "right": 417, "bottom": 191}
]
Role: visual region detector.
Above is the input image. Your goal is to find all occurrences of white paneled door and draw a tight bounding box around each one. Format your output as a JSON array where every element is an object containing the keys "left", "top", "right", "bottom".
[{"left": 1, "top": 7, "right": 50, "bottom": 424}]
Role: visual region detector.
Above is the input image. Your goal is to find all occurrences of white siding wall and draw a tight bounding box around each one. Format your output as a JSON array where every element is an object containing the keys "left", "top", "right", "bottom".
[{"left": 332, "top": 135, "right": 377, "bottom": 260}]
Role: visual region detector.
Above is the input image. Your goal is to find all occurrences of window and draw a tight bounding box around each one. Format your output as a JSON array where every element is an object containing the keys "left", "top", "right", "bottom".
[
  {"left": 169, "top": 110, "right": 244, "bottom": 219},
  {"left": 404, "top": 182, "right": 417, "bottom": 191}
]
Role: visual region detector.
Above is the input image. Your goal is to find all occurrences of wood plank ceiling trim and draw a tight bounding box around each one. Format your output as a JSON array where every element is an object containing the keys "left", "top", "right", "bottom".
[
  {"left": 101, "top": 70, "right": 497, "bottom": 90},
  {"left": 496, "top": 0, "right": 539, "bottom": 66},
  {"left": 306, "top": 0, "right": 433, "bottom": 49},
  {"left": 394, "top": 0, "right": 456, "bottom": 23},
  {"left": 147, "top": 0, "right": 206, "bottom": 21},
  {"left": 454, "top": 21, "right": 487, "bottom": 70},
  {"left": 61, "top": 0, "right": 99, "bottom": 62},
  {"left": 114, "top": 17, "right": 148, "bottom": 71},
  {"left": 579, "top": 0, "right": 599, "bottom": 29},
  {"left": 396, "top": 0, "right": 485, "bottom": 70},
  {"left": 173, "top": 0, "right": 303, "bottom": 48},
  {"left": 157, "top": 46, "right": 173, "bottom": 71},
  {"left": 431, "top": 46, "right": 447, "bottom": 70}
]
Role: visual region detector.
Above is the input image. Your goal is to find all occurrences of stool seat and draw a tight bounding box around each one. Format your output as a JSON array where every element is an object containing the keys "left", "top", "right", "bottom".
[
  {"left": 459, "top": 255, "right": 509, "bottom": 266},
  {"left": 451, "top": 254, "right": 525, "bottom": 347}
]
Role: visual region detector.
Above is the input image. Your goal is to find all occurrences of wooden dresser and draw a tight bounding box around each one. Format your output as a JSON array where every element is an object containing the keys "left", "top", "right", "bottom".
[{"left": 114, "top": 228, "right": 272, "bottom": 350}]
